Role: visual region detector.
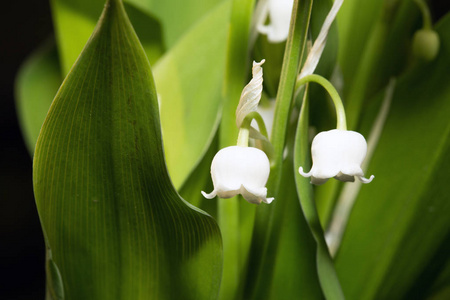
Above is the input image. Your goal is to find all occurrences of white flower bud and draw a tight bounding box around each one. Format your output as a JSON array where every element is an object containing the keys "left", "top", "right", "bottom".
[
  {"left": 202, "top": 146, "right": 274, "bottom": 204},
  {"left": 299, "top": 129, "right": 374, "bottom": 185},
  {"left": 257, "top": 0, "right": 294, "bottom": 43}
]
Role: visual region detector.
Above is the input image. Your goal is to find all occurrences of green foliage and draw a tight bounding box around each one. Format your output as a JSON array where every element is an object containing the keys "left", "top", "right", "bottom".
[
  {"left": 336, "top": 14, "right": 450, "bottom": 300},
  {"left": 14, "top": 0, "right": 450, "bottom": 299},
  {"left": 33, "top": 1, "right": 221, "bottom": 298}
]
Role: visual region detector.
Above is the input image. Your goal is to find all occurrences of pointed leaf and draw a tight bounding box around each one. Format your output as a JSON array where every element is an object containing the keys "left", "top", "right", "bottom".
[{"left": 33, "top": 1, "right": 222, "bottom": 298}]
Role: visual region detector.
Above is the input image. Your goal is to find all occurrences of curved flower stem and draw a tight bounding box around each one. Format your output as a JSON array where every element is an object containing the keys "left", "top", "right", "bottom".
[
  {"left": 237, "top": 111, "right": 270, "bottom": 148},
  {"left": 413, "top": 0, "right": 432, "bottom": 29},
  {"left": 295, "top": 74, "right": 347, "bottom": 130}
]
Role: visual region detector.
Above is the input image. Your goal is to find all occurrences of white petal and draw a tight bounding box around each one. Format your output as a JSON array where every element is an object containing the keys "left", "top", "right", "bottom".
[
  {"left": 298, "top": 166, "right": 312, "bottom": 177},
  {"left": 201, "top": 190, "right": 218, "bottom": 199},
  {"left": 357, "top": 175, "right": 375, "bottom": 184}
]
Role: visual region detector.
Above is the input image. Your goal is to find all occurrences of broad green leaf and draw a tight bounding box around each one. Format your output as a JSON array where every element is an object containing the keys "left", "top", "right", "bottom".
[
  {"left": 335, "top": 14, "right": 450, "bottom": 300},
  {"left": 153, "top": 0, "right": 230, "bottom": 188},
  {"left": 15, "top": 42, "right": 62, "bottom": 154},
  {"left": 33, "top": 1, "right": 222, "bottom": 299}
]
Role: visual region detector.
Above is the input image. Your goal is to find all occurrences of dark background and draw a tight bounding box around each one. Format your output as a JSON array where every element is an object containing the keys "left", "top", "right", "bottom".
[
  {"left": 0, "top": 1, "right": 449, "bottom": 299},
  {"left": 1, "top": 1, "right": 52, "bottom": 299}
]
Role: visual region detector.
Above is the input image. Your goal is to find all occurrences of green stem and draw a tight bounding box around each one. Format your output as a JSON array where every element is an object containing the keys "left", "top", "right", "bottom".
[
  {"left": 248, "top": 111, "right": 269, "bottom": 139},
  {"left": 295, "top": 74, "right": 347, "bottom": 130},
  {"left": 237, "top": 127, "right": 250, "bottom": 147},
  {"left": 237, "top": 111, "right": 270, "bottom": 146},
  {"left": 413, "top": 0, "right": 432, "bottom": 29}
]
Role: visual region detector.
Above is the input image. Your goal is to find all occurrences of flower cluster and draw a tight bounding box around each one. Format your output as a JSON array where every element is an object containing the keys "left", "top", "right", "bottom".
[{"left": 201, "top": 0, "right": 373, "bottom": 205}]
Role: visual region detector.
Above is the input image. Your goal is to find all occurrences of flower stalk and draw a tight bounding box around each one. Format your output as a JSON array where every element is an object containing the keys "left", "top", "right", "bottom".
[{"left": 295, "top": 74, "right": 347, "bottom": 130}]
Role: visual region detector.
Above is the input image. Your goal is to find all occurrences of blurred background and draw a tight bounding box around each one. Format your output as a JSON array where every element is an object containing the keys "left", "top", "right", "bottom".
[{"left": 1, "top": 0, "right": 449, "bottom": 299}]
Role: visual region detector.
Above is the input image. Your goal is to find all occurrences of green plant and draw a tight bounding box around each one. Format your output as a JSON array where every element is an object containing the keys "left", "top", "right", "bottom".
[{"left": 15, "top": 0, "right": 450, "bottom": 299}]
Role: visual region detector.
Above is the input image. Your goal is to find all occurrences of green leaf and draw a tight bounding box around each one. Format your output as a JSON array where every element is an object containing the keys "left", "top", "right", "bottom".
[
  {"left": 33, "top": 1, "right": 222, "bottom": 299},
  {"left": 335, "top": 14, "right": 450, "bottom": 300},
  {"left": 269, "top": 153, "right": 324, "bottom": 300},
  {"left": 15, "top": 41, "right": 62, "bottom": 154},
  {"left": 336, "top": 0, "right": 383, "bottom": 93},
  {"left": 153, "top": 0, "right": 230, "bottom": 188}
]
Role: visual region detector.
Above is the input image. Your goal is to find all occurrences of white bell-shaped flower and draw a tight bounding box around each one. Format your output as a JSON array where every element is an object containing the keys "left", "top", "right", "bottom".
[
  {"left": 202, "top": 146, "right": 274, "bottom": 204},
  {"left": 299, "top": 129, "right": 374, "bottom": 185},
  {"left": 258, "top": 0, "right": 294, "bottom": 43}
]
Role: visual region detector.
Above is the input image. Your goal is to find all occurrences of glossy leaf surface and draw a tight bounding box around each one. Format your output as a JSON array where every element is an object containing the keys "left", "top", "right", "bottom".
[{"left": 33, "top": 1, "right": 222, "bottom": 298}]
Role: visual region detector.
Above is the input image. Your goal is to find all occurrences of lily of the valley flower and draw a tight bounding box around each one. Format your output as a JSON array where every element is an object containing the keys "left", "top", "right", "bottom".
[
  {"left": 257, "top": 0, "right": 294, "bottom": 43},
  {"left": 201, "top": 146, "right": 274, "bottom": 204},
  {"left": 299, "top": 129, "right": 374, "bottom": 185}
]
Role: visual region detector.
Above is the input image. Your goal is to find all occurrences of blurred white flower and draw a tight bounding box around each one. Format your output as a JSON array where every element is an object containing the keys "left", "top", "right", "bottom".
[
  {"left": 299, "top": 129, "right": 374, "bottom": 185},
  {"left": 257, "top": 0, "right": 294, "bottom": 43},
  {"left": 201, "top": 146, "right": 274, "bottom": 204}
]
